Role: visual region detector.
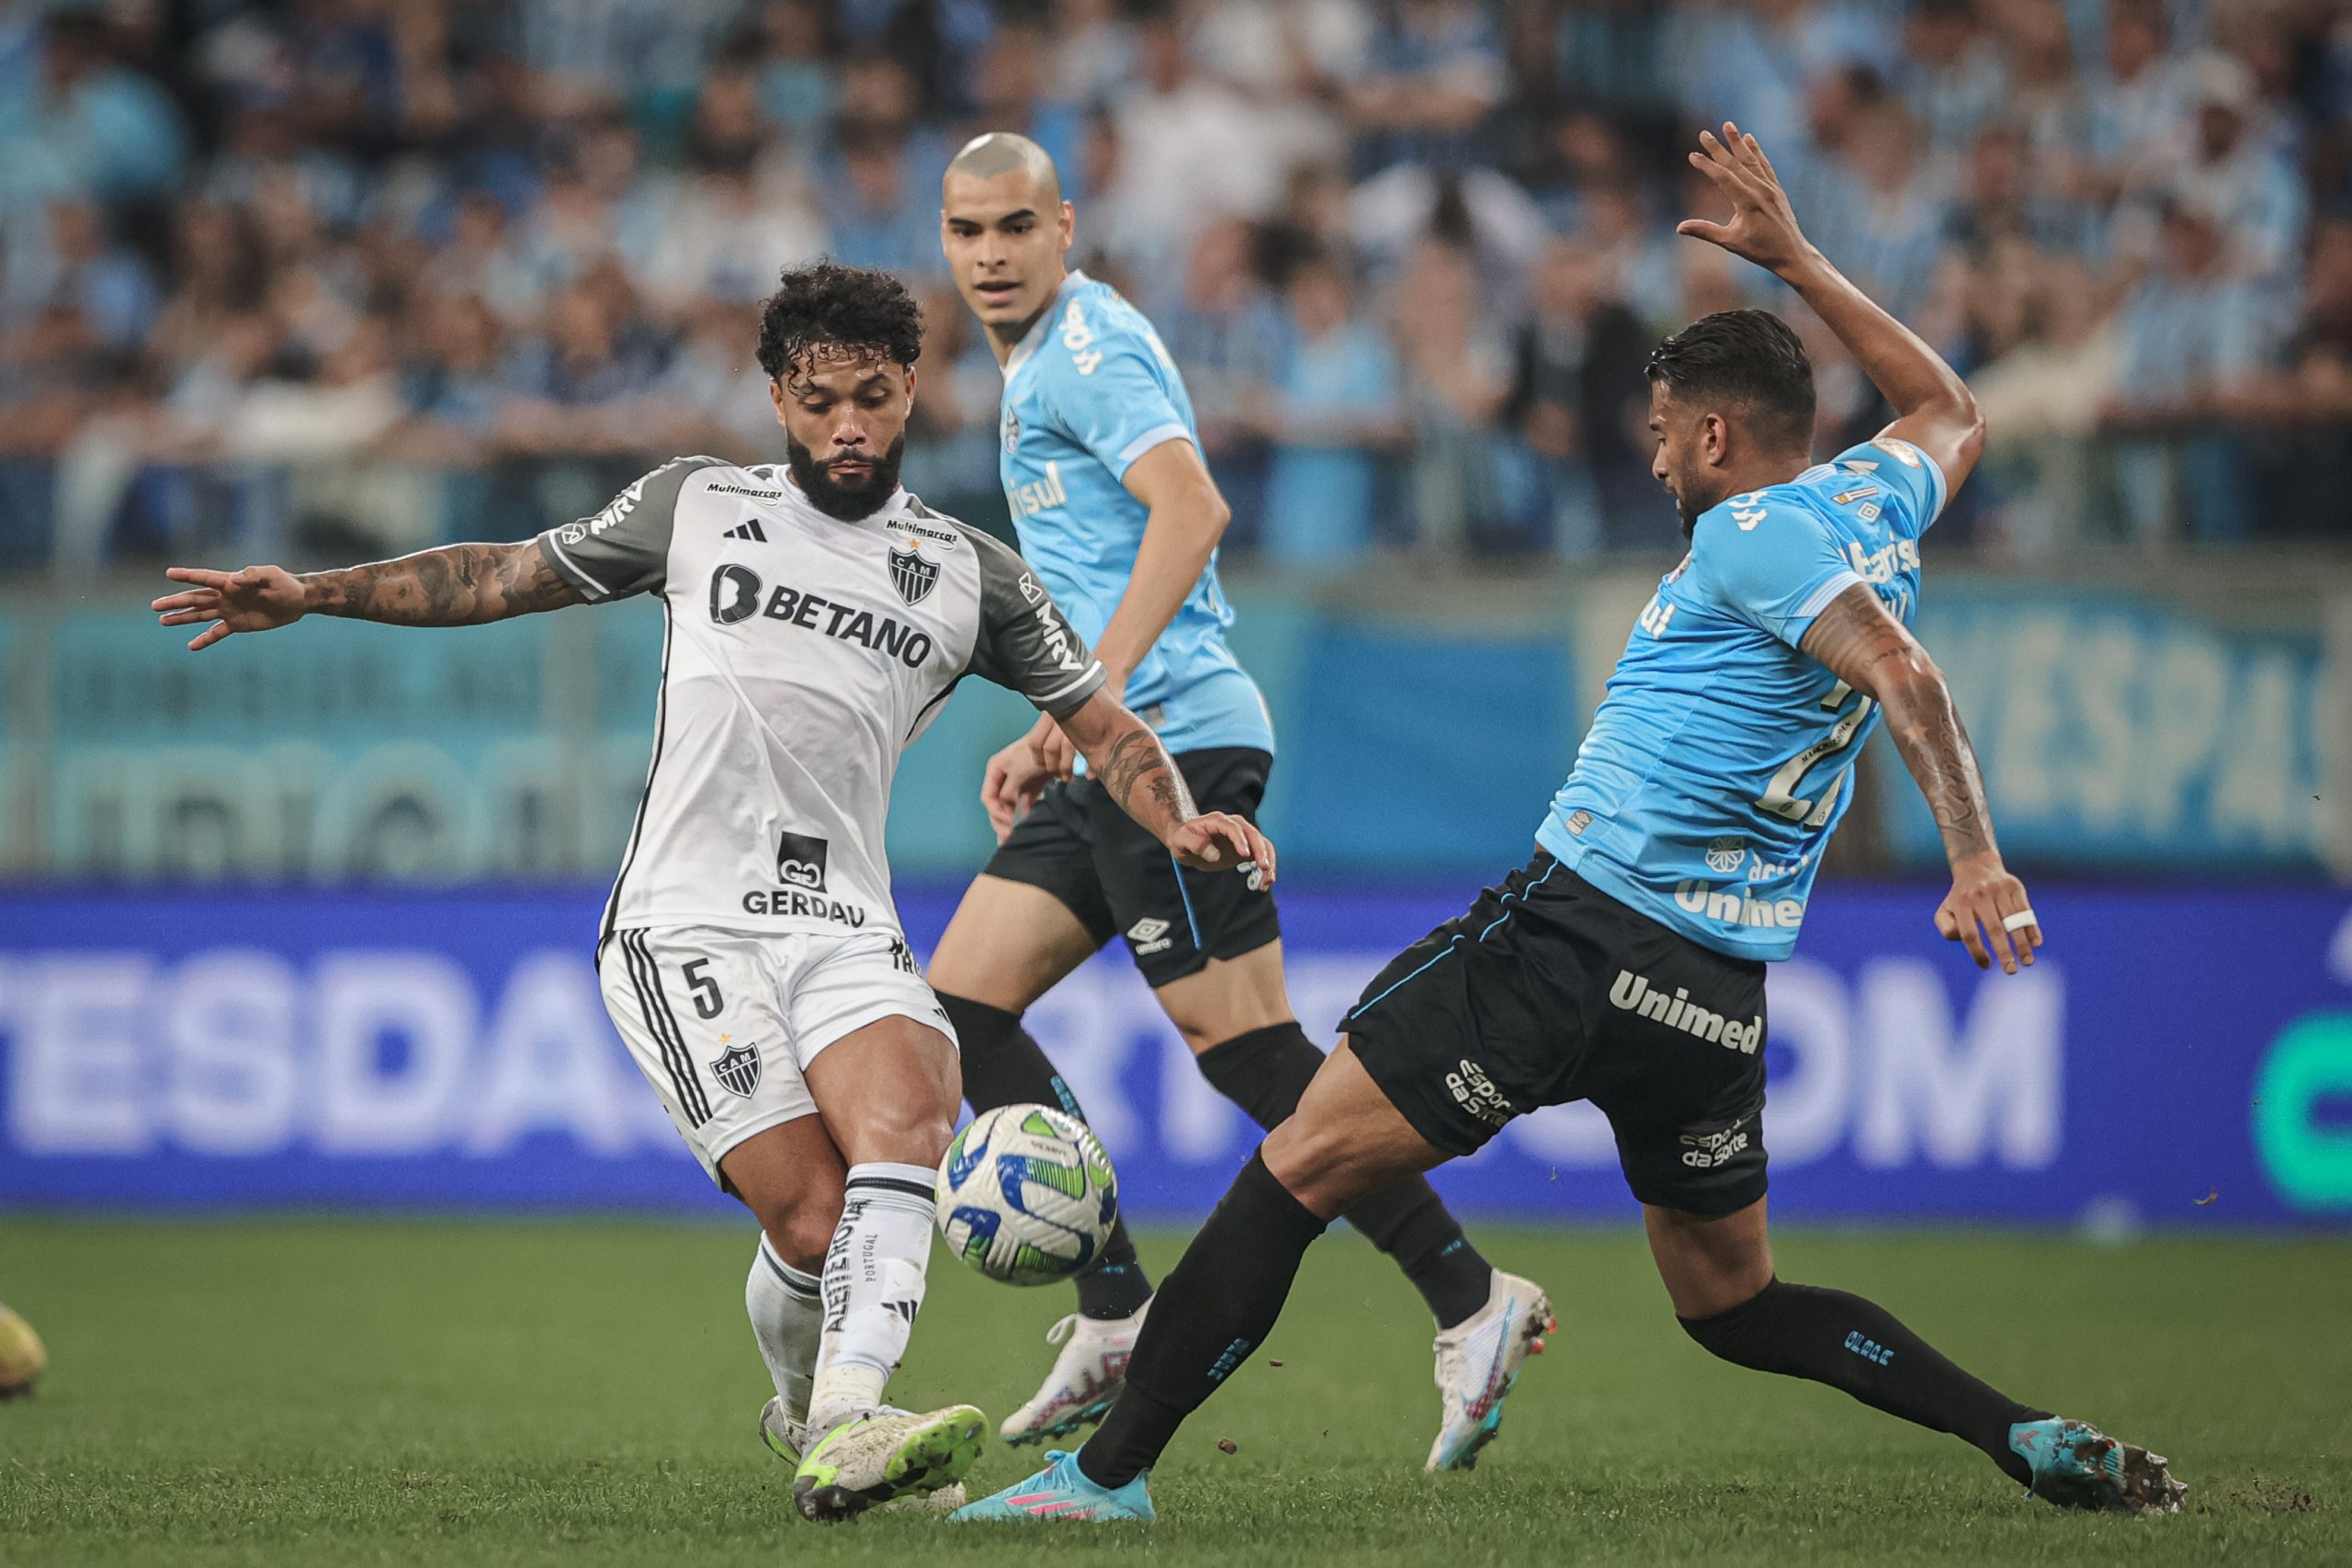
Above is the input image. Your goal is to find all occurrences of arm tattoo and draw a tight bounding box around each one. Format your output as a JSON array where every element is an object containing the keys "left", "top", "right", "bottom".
[
  {"left": 1099, "top": 725, "right": 1197, "bottom": 835},
  {"left": 302, "top": 540, "right": 582, "bottom": 626},
  {"left": 1800, "top": 585, "right": 1996, "bottom": 863}
]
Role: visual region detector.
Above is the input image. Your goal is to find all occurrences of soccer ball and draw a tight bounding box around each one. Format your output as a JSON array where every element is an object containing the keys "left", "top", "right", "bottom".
[
  {"left": 934, "top": 1104, "right": 1119, "bottom": 1286},
  {"left": 0, "top": 1302, "right": 46, "bottom": 1399}
]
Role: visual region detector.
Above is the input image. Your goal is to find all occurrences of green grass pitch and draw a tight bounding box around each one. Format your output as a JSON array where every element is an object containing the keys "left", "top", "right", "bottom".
[{"left": 1, "top": 1218, "right": 2344, "bottom": 1566}]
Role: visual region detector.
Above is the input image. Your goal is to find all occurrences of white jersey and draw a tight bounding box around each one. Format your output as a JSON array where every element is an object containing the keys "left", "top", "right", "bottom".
[{"left": 537, "top": 457, "right": 1107, "bottom": 943}]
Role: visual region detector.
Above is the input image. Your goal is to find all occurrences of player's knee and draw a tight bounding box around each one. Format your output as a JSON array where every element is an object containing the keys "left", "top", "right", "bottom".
[
  {"left": 1677, "top": 1277, "right": 1786, "bottom": 1364},
  {"left": 768, "top": 1202, "right": 840, "bottom": 1275},
  {"left": 1261, "top": 1112, "right": 1369, "bottom": 1218},
  {"left": 842, "top": 1080, "right": 958, "bottom": 1168}
]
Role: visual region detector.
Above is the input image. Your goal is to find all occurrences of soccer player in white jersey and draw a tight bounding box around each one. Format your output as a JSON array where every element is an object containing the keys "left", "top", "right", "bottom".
[
  {"left": 152, "top": 263, "right": 1276, "bottom": 1524},
  {"left": 933, "top": 130, "right": 1551, "bottom": 1471}
]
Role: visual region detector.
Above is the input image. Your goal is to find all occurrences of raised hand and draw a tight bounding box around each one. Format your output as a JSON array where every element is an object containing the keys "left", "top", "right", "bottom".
[
  {"left": 152, "top": 565, "right": 308, "bottom": 651},
  {"left": 1675, "top": 121, "right": 1814, "bottom": 276}
]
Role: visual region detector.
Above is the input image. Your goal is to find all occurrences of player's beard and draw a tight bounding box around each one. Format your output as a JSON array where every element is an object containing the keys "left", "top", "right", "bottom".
[{"left": 786, "top": 434, "right": 906, "bottom": 521}]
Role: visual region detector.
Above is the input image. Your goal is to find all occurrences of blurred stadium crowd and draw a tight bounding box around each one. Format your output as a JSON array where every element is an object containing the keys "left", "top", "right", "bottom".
[{"left": 1, "top": 0, "right": 2347, "bottom": 577}]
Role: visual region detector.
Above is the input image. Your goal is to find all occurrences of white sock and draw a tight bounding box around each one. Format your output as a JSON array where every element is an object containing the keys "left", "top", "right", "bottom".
[
  {"left": 808, "top": 1161, "right": 936, "bottom": 1435},
  {"left": 746, "top": 1234, "right": 822, "bottom": 1429}
]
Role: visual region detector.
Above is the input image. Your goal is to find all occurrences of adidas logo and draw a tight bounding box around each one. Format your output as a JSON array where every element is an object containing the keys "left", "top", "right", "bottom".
[{"left": 722, "top": 519, "right": 768, "bottom": 543}]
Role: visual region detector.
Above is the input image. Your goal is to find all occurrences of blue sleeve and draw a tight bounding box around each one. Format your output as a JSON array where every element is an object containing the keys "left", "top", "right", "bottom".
[
  {"left": 1689, "top": 491, "right": 1864, "bottom": 649},
  {"left": 1036, "top": 319, "right": 1193, "bottom": 483},
  {"left": 1828, "top": 434, "right": 1948, "bottom": 536}
]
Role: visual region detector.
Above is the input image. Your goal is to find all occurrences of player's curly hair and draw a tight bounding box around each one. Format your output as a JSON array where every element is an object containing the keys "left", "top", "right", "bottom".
[
  {"left": 755, "top": 262, "right": 923, "bottom": 382},
  {"left": 1645, "top": 309, "right": 1815, "bottom": 456}
]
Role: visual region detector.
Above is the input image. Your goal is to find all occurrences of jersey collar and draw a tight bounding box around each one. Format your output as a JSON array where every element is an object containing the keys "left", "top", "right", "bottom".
[{"left": 1001, "top": 268, "right": 1091, "bottom": 383}]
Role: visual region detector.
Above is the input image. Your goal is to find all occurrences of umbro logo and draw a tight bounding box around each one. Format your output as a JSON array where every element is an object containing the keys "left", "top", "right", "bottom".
[
  {"left": 723, "top": 519, "right": 768, "bottom": 543},
  {"left": 1126, "top": 917, "right": 1174, "bottom": 957}
]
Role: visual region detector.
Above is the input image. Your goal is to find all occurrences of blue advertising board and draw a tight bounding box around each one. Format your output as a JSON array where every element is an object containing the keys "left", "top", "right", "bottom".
[
  {"left": 1883, "top": 588, "right": 2334, "bottom": 871},
  {"left": 2, "top": 883, "right": 2347, "bottom": 1225}
]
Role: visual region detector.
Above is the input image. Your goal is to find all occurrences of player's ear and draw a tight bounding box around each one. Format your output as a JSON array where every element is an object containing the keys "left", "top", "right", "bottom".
[
  {"left": 1703, "top": 412, "right": 1732, "bottom": 468},
  {"left": 767, "top": 378, "right": 789, "bottom": 429},
  {"left": 1058, "top": 200, "right": 1075, "bottom": 254},
  {"left": 902, "top": 364, "right": 918, "bottom": 409}
]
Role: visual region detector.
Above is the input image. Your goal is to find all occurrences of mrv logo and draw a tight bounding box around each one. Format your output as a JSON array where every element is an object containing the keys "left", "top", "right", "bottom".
[{"left": 1610, "top": 971, "right": 1762, "bottom": 1054}]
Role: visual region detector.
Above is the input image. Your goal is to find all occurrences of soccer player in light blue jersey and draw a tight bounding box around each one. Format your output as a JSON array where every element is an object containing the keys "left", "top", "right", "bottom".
[
  {"left": 959, "top": 125, "right": 2185, "bottom": 1524},
  {"left": 929, "top": 132, "right": 1547, "bottom": 1470}
]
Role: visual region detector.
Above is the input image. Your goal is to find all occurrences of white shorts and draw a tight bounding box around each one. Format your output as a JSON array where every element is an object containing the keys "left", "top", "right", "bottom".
[{"left": 598, "top": 924, "right": 957, "bottom": 1184}]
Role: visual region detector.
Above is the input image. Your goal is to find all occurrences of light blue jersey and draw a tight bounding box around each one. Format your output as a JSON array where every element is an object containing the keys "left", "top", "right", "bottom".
[
  {"left": 998, "top": 269, "right": 1272, "bottom": 756},
  {"left": 1537, "top": 435, "right": 1950, "bottom": 961}
]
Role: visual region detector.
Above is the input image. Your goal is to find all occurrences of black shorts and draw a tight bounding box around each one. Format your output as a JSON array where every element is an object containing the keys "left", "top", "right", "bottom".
[
  {"left": 1341, "top": 851, "right": 1770, "bottom": 1215},
  {"left": 981, "top": 746, "right": 1281, "bottom": 988}
]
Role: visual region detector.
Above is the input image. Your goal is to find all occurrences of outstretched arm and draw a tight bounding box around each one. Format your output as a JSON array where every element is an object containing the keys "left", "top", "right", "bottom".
[
  {"left": 153, "top": 539, "right": 582, "bottom": 649},
  {"left": 1020, "top": 437, "right": 1231, "bottom": 780},
  {"left": 1799, "top": 583, "right": 2037, "bottom": 974},
  {"left": 1047, "top": 688, "right": 1276, "bottom": 883},
  {"left": 1679, "top": 121, "right": 1985, "bottom": 490}
]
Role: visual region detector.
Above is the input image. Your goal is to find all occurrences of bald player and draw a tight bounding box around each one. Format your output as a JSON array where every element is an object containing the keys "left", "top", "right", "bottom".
[{"left": 929, "top": 133, "right": 1553, "bottom": 1472}]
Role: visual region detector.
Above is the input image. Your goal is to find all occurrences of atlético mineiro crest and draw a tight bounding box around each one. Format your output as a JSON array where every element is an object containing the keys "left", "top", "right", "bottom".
[
  {"left": 888, "top": 545, "right": 938, "bottom": 606},
  {"left": 711, "top": 1040, "right": 763, "bottom": 1097}
]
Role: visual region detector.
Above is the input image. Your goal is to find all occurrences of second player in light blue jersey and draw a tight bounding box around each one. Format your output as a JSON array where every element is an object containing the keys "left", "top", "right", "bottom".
[
  {"left": 962, "top": 123, "right": 2182, "bottom": 1527},
  {"left": 924, "top": 132, "right": 1540, "bottom": 1472},
  {"left": 994, "top": 266, "right": 1272, "bottom": 756}
]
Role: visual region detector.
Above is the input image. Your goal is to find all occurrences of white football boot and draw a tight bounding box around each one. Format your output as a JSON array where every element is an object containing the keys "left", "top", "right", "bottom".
[
  {"left": 761, "top": 1396, "right": 967, "bottom": 1516},
  {"left": 1426, "top": 1271, "right": 1555, "bottom": 1472},
  {"left": 998, "top": 1300, "right": 1148, "bottom": 1447},
  {"left": 792, "top": 1402, "right": 988, "bottom": 1522}
]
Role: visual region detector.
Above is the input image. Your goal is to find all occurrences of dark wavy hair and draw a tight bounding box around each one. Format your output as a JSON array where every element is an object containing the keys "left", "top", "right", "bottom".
[
  {"left": 1645, "top": 309, "right": 1815, "bottom": 456},
  {"left": 755, "top": 262, "right": 923, "bottom": 381}
]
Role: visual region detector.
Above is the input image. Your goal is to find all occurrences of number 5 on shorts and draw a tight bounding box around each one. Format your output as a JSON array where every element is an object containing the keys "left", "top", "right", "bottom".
[{"left": 682, "top": 957, "right": 725, "bottom": 1019}]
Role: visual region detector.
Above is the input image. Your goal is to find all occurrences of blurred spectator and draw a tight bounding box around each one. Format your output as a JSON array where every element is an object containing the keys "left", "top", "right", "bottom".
[
  {"left": 1389, "top": 239, "right": 1515, "bottom": 554},
  {"left": 2159, "top": 52, "right": 2307, "bottom": 280},
  {"left": 1259, "top": 254, "right": 1402, "bottom": 564},
  {"left": 1095, "top": 15, "right": 1289, "bottom": 286},
  {"left": 752, "top": 0, "right": 839, "bottom": 142},
  {"left": 1156, "top": 220, "right": 1283, "bottom": 544},
  {"left": 7, "top": 201, "right": 160, "bottom": 356},
  {"left": 2102, "top": 201, "right": 2282, "bottom": 542},
  {"left": 1347, "top": 0, "right": 1506, "bottom": 174},
  {"left": 828, "top": 128, "right": 945, "bottom": 282},
  {"left": 0, "top": 12, "right": 187, "bottom": 213},
  {"left": 1505, "top": 238, "right": 1653, "bottom": 555}
]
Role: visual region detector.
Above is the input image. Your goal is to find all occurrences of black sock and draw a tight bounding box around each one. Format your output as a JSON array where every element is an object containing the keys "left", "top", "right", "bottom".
[
  {"left": 1679, "top": 1279, "right": 2051, "bottom": 1485},
  {"left": 1079, "top": 1148, "right": 1328, "bottom": 1488},
  {"left": 942, "top": 992, "right": 1153, "bottom": 1320},
  {"left": 1195, "top": 1022, "right": 1493, "bottom": 1328}
]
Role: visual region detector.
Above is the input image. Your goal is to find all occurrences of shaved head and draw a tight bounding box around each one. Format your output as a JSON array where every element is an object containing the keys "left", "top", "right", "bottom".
[
  {"left": 944, "top": 131, "right": 1061, "bottom": 206},
  {"left": 941, "top": 130, "right": 1076, "bottom": 355}
]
